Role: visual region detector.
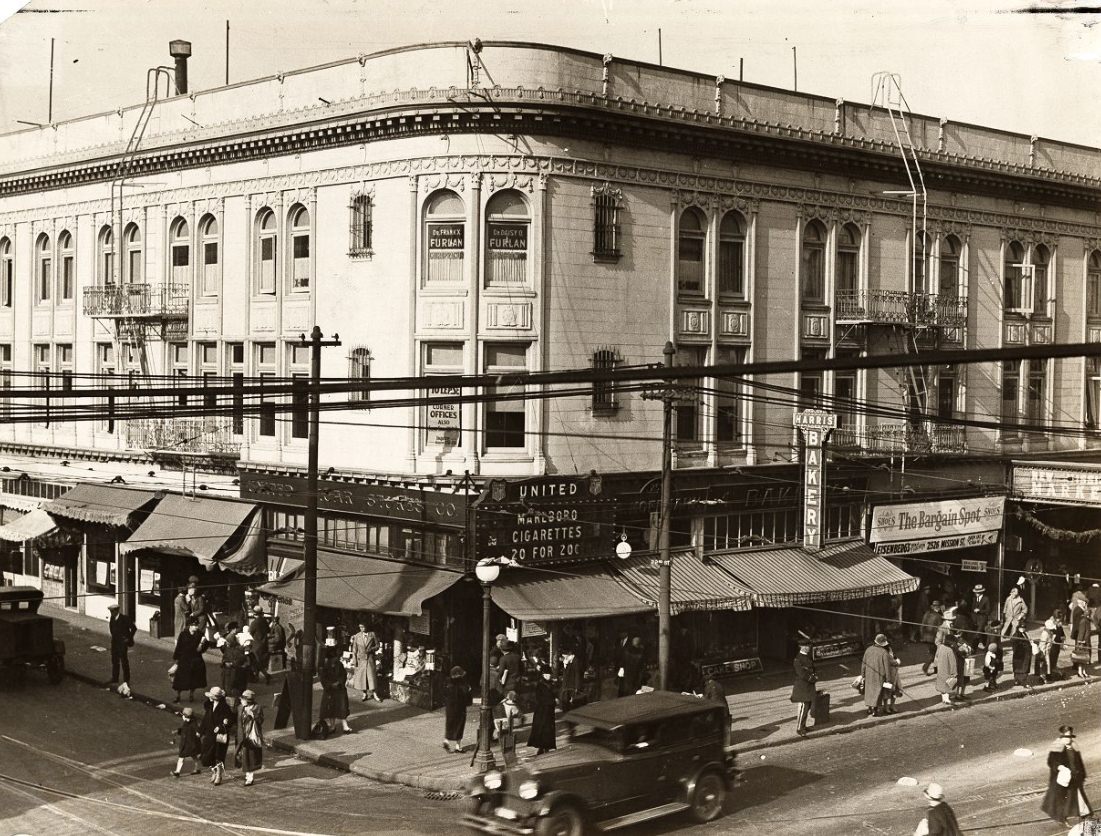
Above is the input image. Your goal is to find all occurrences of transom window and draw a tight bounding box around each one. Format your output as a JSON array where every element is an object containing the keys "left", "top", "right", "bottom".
[
  {"left": 718, "top": 212, "right": 746, "bottom": 298},
  {"left": 677, "top": 208, "right": 706, "bottom": 297},
  {"left": 58, "top": 230, "right": 74, "bottom": 302},
  {"left": 289, "top": 205, "right": 311, "bottom": 292},
  {"left": 484, "top": 190, "right": 529, "bottom": 288},
  {"left": 424, "top": 190, "right": 465, "bottom": 286},
  {"left": 801, "top": 220, "right": 826, "bottom": 304}
]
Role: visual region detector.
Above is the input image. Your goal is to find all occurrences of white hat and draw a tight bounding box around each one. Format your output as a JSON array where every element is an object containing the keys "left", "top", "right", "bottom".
[{"left": 924, "top": 782, "right": 945, "bottom": 801}]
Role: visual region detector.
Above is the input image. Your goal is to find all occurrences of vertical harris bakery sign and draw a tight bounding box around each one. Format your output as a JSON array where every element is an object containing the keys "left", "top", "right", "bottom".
[{"left": 475, "top": 474, "right": 617, "bottom": 566}]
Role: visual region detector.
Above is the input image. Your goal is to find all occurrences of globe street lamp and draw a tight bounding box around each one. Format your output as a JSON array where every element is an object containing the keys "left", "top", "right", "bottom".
[{"left": 472, "top": 557, "right": 503, "bottom": 772}]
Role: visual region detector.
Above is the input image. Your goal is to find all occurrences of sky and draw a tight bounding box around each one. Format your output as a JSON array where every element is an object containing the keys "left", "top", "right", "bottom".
[{"left": 0, "top": 0, "right": 1099, "bottom": 147}]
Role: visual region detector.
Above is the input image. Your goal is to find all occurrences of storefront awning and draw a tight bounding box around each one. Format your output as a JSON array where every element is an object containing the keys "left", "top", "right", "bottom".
[
  {"left": 260, "top": 551, "right": 463, "bottom": 617},
  {"left": 708, "top": 540, "right": 919, "bottom": 607},
  {"left": 492, "top": 563, "right": 655, "bottom": 622},
  {"left": 0, "top": 509, "right": 58, "bottom": 543},
  {"left": 0, "top": 492, "right": 47, "bottom": 513},
  {"left": 119, "top": 494, "right": 260, "bottom": 569},
  {"left": 611, "top": 551, "right": 753, "bottom": 614},
  {"left": 43, "top": 485, "right": 160, "bottom": 528}
]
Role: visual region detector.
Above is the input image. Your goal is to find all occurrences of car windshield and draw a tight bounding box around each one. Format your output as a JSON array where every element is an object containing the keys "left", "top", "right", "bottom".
[{"left": 566, "top": 723, "right": 622, "bottom": 751}]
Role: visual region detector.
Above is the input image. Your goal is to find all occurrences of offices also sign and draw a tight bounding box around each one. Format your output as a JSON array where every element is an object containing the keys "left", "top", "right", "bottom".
[
  {"left": 870, "top": 496, "right": 1004, "bottom": 545},
  {"left": 475, "top": 474, "right": 616, "bottom": 566},
  {"left": 794, "top": 410, "right": 836, "bottom": 552},
  {"left": 426, "top": 384, "right": 461, "bottom": 445}
]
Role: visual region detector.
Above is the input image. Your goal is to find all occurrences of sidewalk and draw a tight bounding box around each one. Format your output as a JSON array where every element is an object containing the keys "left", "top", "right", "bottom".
[{"left": 47, "top": 605, "right": 1098, "bottom": 793}]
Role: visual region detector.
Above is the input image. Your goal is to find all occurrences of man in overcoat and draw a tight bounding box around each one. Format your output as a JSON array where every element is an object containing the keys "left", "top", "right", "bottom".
[
  {"left": 1041, "top": 726, "right": 1091, "bottom": 827},
  {"left": 970, "top": 584, "right": 993, "bottom": 644},
  {"left": 107, "top": 603, "right": 136, "bottom": 684},
  {"left": 790, "top": 641, "right": 816, "bottom": 737}
]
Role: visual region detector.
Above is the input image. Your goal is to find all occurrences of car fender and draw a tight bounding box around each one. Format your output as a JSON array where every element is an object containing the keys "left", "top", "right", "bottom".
[
  {"left": 532, "top": 789, "right": 588, "bottom": 819},
  {"left": 681, "top": 760, "right": 730, "bottom": 801}
]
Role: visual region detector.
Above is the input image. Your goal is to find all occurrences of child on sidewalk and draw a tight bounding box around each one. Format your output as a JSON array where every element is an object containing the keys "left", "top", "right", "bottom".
[
  {"left": 982, "top": 627, "right": 1003, "bottom": 692},
  {"left": 171, "top": 707, "right": 202, "bottom": 777}
]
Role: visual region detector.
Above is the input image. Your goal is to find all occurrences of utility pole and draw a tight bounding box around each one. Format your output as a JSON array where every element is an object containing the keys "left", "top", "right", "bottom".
[{"left": 298, "top": 325, "right": 341, "bottom": 738}]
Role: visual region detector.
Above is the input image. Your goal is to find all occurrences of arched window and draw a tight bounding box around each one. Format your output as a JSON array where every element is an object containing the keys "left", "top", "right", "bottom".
[
  {"left": 939, "top": 235, "right": 961, "bottom": 299},
  {"left": 98, "top": 226, "right": 115, "bottom": 287},
  {"left": 169, "top": 218, "right": 190, "bottom": 286},
  {"left": 255, "top": 209, "right": 277, "bottom": 294},
  {"left": 424, "top": 190, "right": 465, "bottom": 285},
  {"left": 35, "top": 234, "right": 51, "bottom": 303},
  {"left": 1088, "top": 250, "right": 1101, "bottom": 320},
  {"left": 1032, "top": 244, "right": 1050, "bottom": 316},
  {"left": 485, "top": 190, "right": 529, "bottom": 288},
  {"left": 801, "top": 220, "right": 826, "bottom": 303},
  {"left": 199, "top": 215, "right": 219, "bottom": 296},
  {"left": 0, "top": 238, "right": 11, "bottom": 307},
  {"left": 677, "top": 208, "right": 706, "bottom": 296},
  {"left": 288, "top": 205, "right": 310, "bottom": 292},
  {"left": 718, "top": 212, "right": 745, "bottom": 298},
  {"left": 1004, "top": 240, "right": 1027, "bottom": 311},
  {"left": 124, "top": 223, "right": 142, "bottom": 284},
  {"left": 836, "top": 223, "right": 861, "bottom": 296},
  {"left": 58, "top": 230, "right": 74, "bottom": 301}
]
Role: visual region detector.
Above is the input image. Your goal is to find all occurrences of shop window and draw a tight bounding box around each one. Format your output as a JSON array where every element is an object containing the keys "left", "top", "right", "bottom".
[
  {"left": 289, "top": 343, "right": 310, "bottom": 439},
  {"left": 227, "top": 342, "right": 244, "bottom": 435},
  {"left": 1004, "top": 241, "right": 1029, "bottom": 313},
  {"left": 1088, "top": 251, "right": 1101, "bottom": 320},
  {"left": 98, "top": 225, "right": 115, "bottom": 287},
  {"left": 1032, "top": 244, "right": 1050, "bottom": 317},
  {"left": 702, "top": 507, "right": 798, "bottom": 550},
  {"left": 256, "top": 342, "right": 277, "bottom": 437},
  {"left": 200, "top": 215, "right": 220, "bottom": 296},
  {"left": 58, "top": 230, "right": 74, "bottom": 302},
  {"left": 289, "top": 205, "right": 311, "bottom": 292},
  {"left": 836, "top": 223, "right": 860, "bottom": 297},
  {"left": 677, "top": 208, "right": 706, "bottom": 297},
  {"left": 591, "top": 348, "right": 620, "bottom": 414},
  {"left": 423, "top": 342, "right": 464, "bottom": 447},
  {"left": 349, "top": 347, "right": 371, "bottom": 404},
  {"left": 801, "top": 220, "right": 826, "bottom": 304},
  {"left": 0, "top": 237, "right": 11, "bottom": 308},
  {"left": 484, "top": 343, "right": 527, "bottom": 450},
  {"left": 124, "top": 223, "right": 142, "bottom": 284},
  {"left": 424, "top": 190, "right": 465, "bottom": 286},
  {"left": 715, "top": 346, "right": 745, "bottom": 447},
  {"left": 24, "top": 546, "right": 40, "bottom": 579},
  {"left": 137, "top": 558, "right": 162, "bottom": 607},
  {"left": 255, "top": 209, "right": 277, "bottom": 295},
  {"left": 0, "top": 345, "right": 10, "bottom": 420},
  {"left": 35, "top": 234, "right": 51, "bottom": 304},
  {"left": 86, "top": 542, "right": 116, "bottom": 594},
  {"left": 485, "top": 190, "right": 529, "bottom": 288},
  {"left": 674, "top": 345, "right": 706, "bottom": 448},
  {"left": 718, "top": 212, "right": 746, "bottom": 298},
  {"left": 939, "top": 235, "right": 961, "bottom": 300},
  {"left": 349, "top": 193, "right": 373, "bottom": 257},
  {"left": 592, "top": 184, "right": 622, "bottom": 262}
]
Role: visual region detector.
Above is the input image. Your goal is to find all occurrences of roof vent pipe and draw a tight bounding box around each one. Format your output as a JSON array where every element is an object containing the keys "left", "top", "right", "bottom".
[{"left": 169, "top": 40, "right": 192, "bottom": 95}]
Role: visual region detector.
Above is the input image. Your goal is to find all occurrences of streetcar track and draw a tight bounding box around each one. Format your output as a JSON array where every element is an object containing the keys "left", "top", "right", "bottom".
[{"left": 0, "top": 775, "right": 126, "bottom": 836}]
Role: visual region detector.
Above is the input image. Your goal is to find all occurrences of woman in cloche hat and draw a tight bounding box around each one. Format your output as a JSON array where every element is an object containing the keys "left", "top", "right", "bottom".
[
  {"left": 442, "top": 666, "right": 472, "bottom": 753},
  {"left": 236, "top": 689, "right": 265, "bottom": 786},
  {"left": 198, "top": 686, "right": 235, "bottom": 785}
]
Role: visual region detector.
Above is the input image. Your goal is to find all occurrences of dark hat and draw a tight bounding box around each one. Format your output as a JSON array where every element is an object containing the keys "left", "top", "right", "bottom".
[
  {"left": 187, "top": 575, "right": 200, "bottom": 584},
  {"left": 1059, "top": 725, "right": 1076, "bottom": 738},
  {"left": 450, "top": 666, "right": 466, "bottom": 679},
  {"left": 252, "top": 605, "right": 264, "bottom": 614},
  {"left": 874, "top": 633, "right": 889, "bottom": 647}
]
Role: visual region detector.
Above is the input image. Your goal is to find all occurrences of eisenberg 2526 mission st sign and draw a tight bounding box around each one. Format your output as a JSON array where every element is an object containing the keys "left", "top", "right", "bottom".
[
  {"left": 870, "top": 496, "right": 1005, "bottom": 555},
  {"left": 475, "top": 474, "right": 617, "bottom": 566}
]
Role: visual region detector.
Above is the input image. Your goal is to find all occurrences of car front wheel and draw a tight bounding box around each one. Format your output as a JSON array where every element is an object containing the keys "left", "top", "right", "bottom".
[
  {"left": 535, "top": 804, "right": 584, "bottom": 836},
  {"left": 688, "top": 771, "right": 726, "bottom": 823}
]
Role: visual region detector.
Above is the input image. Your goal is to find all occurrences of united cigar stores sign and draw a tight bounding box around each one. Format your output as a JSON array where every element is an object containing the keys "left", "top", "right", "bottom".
[
  {"left": 239, "top": 472, "right": 466, "bottom": 526},
  {"left": 475, "top": 474, "right": 617, "bottom": 566}
]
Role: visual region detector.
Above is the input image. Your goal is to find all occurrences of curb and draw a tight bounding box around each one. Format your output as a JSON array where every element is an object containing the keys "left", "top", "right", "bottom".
[{"left": 738, "top": 673, "right": 1091, "bottom": 754}]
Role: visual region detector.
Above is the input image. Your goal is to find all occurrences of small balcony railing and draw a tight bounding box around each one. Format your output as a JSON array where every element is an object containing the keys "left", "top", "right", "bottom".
[
  {"left": 835, "top": 289, "right": 967, "bottom": 328},
  {"left": 83, "top": 283, "right": 189, "bottom": 318},
  {"left": 830, "top": 422, "right": 966, "bottom": 455},
  {"left": 126, "top": 417, "right": 240, "bottom": 456}
]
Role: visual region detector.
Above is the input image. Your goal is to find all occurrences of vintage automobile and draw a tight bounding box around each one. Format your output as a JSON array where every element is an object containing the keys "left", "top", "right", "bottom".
[
  {"left": 0, "top": 586, "right": 65, "bottom": 685},
  {"left": 463, "top": 691, "right": 737, "bottom": 835}
]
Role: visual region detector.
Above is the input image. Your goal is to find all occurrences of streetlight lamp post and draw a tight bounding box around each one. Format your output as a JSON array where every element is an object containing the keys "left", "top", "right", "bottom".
[{"left": 472, "top": 557, "right": 502, "bottom": 772}]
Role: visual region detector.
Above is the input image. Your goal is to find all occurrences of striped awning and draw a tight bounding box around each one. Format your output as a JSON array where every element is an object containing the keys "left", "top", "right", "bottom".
[
  {"left": 492, "top": 563, "right": 654, "bottom": 622},
  {"left": 43, "top": 485, "right": 160, "bottom": 528},
  {"left": 610, "top": 551, "right": 752, "bottom": 614},
  {"left": 0, "top": 509, "right": 58, "bottom": 543},
  {"left": 707, "top": 539, "right": 918, "bottom": 607}
]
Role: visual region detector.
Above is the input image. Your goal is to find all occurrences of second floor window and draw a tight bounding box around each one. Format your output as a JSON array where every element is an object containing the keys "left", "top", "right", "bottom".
[
  {"left": 256, "top": 210, "right": 277, "bottom": 294},
  {"left": 801, "top": 220, "right": 826, "bottom": 304},
  {"left": 939, "top": 235, "right": 961, "bottom": 300},
  {"left": 836, "top": 223, "right": 860, "bottom": 296},
  {"left": 1032, "top": 244, "right": 1050, "bottom": 316},
  {"left": 485, "top": 190, "right": 529, "bottom": 288},
  {"left": 200, "top": 215, "right": 219, "bottom": 296},
  {"left": 715, "top": 346, "right": 745, "bottom": 446},
  {"left": 170, "top": 218, "right": 190, "bottom": 285},
  {"left": 98, "top": 226, "right": 115, "bottom": 287},
  {"left": 1004, "top": 241, "right": 1028, "bottom": 312},
  {"left": 484, "top": 343, "right": 527, "bottom": 450},
  {"left": 674, "top": 345, "right": 706, "bottom": 447},
  {"left": 289, "top": 344, "right": 310, "bottom": 439},
  {"left": 677, "top": 209, "right": 706, "bottom": 297},
  {"left": 58, "top": 231, "right": 74, "bottom": 301},
  {"left": 289, "top": 205, "right": 311, "bottom": 291},
  {"left": 718, "top": 212, "right": 746, "bottom": 298},
  {"left": 1087, "top": 357, "right": 1101, "bottom": 430},
  {"left": 424, "top": 190, "right": 465, "bottom": 286},
  {"left": 0, "top": 238, "right": 11, "bottom": 307},
  {"left": 35, "top": 234, "right": 51, "bottom": 303},
  {"left": 1089, "top": 250, "right": 1101, "bottom": 320},
  {"left": 256, "top": 343, "right": 277, "bottom": 437},
  {"left": 124, "top": 223, "right": 142, "bottom": 284},
  {"left": 1001, "top": 360, "right": 1021, "bottom": 430}
]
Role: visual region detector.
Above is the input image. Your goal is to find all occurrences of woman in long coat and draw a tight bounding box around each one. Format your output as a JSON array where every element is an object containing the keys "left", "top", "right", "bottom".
[
  {"left": 350, "top": 622, "right": 381, "bottom": 702},
  {"left": 318, "top": 648, "right": 353, "bottom": 734},
  {"left": 198, "top": 686, "right": 235, "bottom": 785},
  {"left": 235, "top": 689, "right": 264, "bottom": 786},
  {"left": 528, "top": 669, "right": 558, "bottom": 755},
  {"left": 1069, "top": 600, "right": 1093, "bottom": 679},
  {"left": 860, "top": 634, "right": 893, "bottom": 716},
  {"left": 172, "top": 621, "right": 208, "bottom": 703},
  {"left": 1010, "top": 626, "right": 1035, "bottom": 689},
  {"left": 442, "top": 666, "right": 472, "bottom": 753},
  {"left": 1041, "top": 726, "right": 1091, "bottom": 826},
  {"left": 934, "top": 635, "right": 959, "bottom": 705}
]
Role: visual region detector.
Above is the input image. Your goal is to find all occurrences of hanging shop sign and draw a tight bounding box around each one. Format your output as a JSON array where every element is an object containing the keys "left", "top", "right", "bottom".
[
  {"left": 239, "top": 472, "right": 467, "bottom": 527},
  {"left": 474, "top": 474, "right": 617, "bottom": 566},
  {"left": 794, "top": 410, "right": 836, "bottom": 553},
  {"left": 869, "top": 495, "right": 1005, "bottom": 555},
  {"left": 961, "top": 559, "right": 988, "bottom": 573},
  {"left": 425, "top": 384, "right": 461, "bottom": 445},
  {"left": 1012, "top": 463, "right": 1101, "bottom": 507},
  {"left": 698, "top": 656, "right": 763, "bottom": 678}
]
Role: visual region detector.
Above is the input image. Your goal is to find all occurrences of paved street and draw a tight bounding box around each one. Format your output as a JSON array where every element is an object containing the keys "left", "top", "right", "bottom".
[{"left": 2, "top": 664, "right": 1097, "bottom": 836}]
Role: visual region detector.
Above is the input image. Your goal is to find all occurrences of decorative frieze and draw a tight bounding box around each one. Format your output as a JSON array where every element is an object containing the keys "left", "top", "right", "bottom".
[
  {"left": 802, "top": 312, "right": 830, "bottom": 339},
  {"left": 485, "top": 302, "right": 531, "bottom": 330},
  {"left": 718, "top": 309, "right": 749, "bottom": 338},
  {"left": 1004, "top": 322, "right": 1027, "bottom": 344},
  {"left": 1030, "top": 323, "right": 1053, "bottom": 344},
  {"left": 193, "top": 304, "right": 220, "bottom": 335},
  {"left": 678, "top": 307, "right": 710, "bottom": 336},
  {"left": 421, "top": 300, "right": 465, "bottom": 329}
]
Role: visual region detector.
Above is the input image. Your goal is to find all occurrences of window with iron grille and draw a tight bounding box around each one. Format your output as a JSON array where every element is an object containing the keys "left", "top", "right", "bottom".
[
  {"left": 592, "top": 184, "right": 622, "bottom": 262},
  {"left": 591, "top": 348, "right": 620, "bottom": 413},
  {"left": 349, "top": 193, "right": 373, "bottom": 258}
]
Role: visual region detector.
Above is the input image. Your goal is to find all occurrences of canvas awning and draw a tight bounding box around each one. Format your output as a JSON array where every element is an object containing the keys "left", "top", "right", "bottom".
[
  {"left": 260, "top": 551, "right": 463, "bottom": 616},
  {"left": 119, "top": 494, "right": 260, "bottom": 570},
  {"left": 707, "top": 539, "right": 918, "bottom": 607},
  {"left": 0, "top": 509, "right": 58, "bottom": 543},
  {"left": 43, "top": 485, "right": 160, "bottom": 528},
  {"left": 610, "top": 550, "right": 753, "bottom": 614},
  {"left": 491, "top": 563, "right": 655, "bottom": 622}
]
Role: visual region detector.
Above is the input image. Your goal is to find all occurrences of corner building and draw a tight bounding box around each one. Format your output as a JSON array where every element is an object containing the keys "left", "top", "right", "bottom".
[{"left": 0, "top": 42, "right": 1099, "bottom": 695}]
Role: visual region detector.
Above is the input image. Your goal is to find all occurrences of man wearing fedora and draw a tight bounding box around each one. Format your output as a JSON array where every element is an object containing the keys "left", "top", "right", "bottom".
[
  {"left": 970, "top": 584, "right": 993, "bottom": 647},
  {"left": 913, "top": 782, "right": 962, "bottom": 835}
]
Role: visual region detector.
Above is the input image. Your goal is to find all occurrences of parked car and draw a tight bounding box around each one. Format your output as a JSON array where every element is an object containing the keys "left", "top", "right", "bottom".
[
  {"left": 0, "top": 586, "right": 65, "bottom": 686},
  {"left": 463, "top": 691, "right": 737, "bottom": 835}
]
